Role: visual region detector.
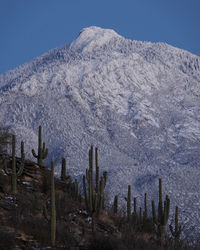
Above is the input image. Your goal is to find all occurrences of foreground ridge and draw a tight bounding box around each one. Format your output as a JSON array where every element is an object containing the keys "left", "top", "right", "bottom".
[{"left": 0, "top": 127, "right": 198, "bottom": 249}]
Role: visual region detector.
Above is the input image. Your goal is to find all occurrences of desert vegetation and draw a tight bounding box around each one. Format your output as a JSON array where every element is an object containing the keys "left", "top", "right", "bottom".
[{"left": 0, "top": 125, "right": 199, "bottom": 249}]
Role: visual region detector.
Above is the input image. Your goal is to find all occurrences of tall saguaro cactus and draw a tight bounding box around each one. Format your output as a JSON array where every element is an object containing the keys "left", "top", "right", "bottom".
[
  {"left": 125, "top": 185, "right": 131, "bottom": 221},
  {"left": 113, "top": 195, "right": 118, "bottom": 214},
  {"left": 83, "top": 146, "right": 107, "bottom": 216},
  {"left": 95, "top": 147, "right": 99, "bottom": 195},
  {"left": 51, "top": 161, "right": 56, "bottom": 247},
  {"left": 60, "top": 157, "right": 66, "bottom": 181},
  {"left": 43, "top": 161, "right": 57, "bottom": 246},
  {"left": 143, "top": 192, "right": 148, "bottom": 220},
  {"left": 152, "top": 178, "right": 170, "bottom": 246},
  {"left": 4, "top": 135, "right": 25, "bottom": 193},
  {"left": 32, "top": 126, "right": 48, "bottom": 165},
  {"left": 169, "top": 206, "right": 182, "bottom": 247}
]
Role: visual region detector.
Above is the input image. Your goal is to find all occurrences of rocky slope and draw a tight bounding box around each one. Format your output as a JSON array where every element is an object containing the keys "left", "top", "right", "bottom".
[{"left": 0, "top": 153, "right": 165, "bottom": 249}]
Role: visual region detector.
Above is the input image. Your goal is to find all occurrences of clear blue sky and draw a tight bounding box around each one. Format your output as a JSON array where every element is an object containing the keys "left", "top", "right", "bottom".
[{"left": 0, "top": 0, "right": 199, "bottom": 74}]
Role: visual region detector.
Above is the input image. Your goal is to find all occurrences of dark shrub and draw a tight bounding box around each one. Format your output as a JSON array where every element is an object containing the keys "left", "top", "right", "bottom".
[{"left": 0, "top": 226, "right": 15, "bottom": 250}]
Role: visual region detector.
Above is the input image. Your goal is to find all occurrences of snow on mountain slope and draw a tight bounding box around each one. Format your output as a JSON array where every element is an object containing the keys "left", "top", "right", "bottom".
[{"left": 0, "top": 26, "right": 200, "bottom": 238}]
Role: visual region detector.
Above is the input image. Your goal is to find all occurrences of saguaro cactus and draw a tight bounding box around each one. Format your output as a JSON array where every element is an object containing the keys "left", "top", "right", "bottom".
[
  {"left": 169, "top": 206, "right": 182, "bottom": 247},
  {"left": 4, "top": 135, "right": 25, "bottom": 193},
  {"left": 143, "top": 193, "right": 148, "bottom": 220},
  {"left": 131, "top": 197, "right": 137, "bottom": 223},
  {"left": 152, "top": 178, "right": 170, "bottom": 246},
  {"left": 74, "top": 178, "right": 79, "bottom": 200},
  {"left": 32, "top": 126, "right": 48, "bottom": 165},
  {"left": 113, "top": 195, "right": 118, "bottom": 214},
  {"left": 95, "top": 147, "right": 99, "bottom": 194},
  {"left": 139, "top": 207, "right": 142, "bottom": 224},
  {"left": 51, "top": 161, "right": 56, "bottom": 246},
  {"left": 83, "top": 146, "right": 107, "bottom": 216},
  {"left": 60, "top": 157, "right": 66, "bottom": 181},
  {"left": 125, "top": 185, "right": 131, "bottom": 221},
  {"left": 43, "top": 161, "right": 57, "bottom": 246},
  {"left": 133, "top": 197, "right": 137, "bottom": 216}
]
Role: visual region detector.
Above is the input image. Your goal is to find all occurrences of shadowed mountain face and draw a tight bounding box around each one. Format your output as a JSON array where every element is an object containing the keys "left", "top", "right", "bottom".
[{"left": 0, "top": 26, "right": 200, "bottom": 237}]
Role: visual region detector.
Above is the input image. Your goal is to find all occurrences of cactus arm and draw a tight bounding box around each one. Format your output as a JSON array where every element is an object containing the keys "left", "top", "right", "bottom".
[
  {"left": 42, "top": 148, "right": 48, "bottom": 159},
  {"left": 32, "top": 149, "right": 38, "bottom": 159},
  {"left": 32, "top": 126, "right": 48, "bottom": 165},
  {"left": 42, "top": 142, "right": 48, "bottom": 159}
]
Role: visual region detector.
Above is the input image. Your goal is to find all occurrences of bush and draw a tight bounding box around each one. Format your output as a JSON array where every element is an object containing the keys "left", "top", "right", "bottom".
[
  {"left": 88, "top": 234, "right": 123, "bottom": 250},
  {"left": 0, "top": 227, "right": 15, "bottom": 250}
]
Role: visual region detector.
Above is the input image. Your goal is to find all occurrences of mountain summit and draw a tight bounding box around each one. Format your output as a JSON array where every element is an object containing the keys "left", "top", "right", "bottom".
[
  {"left": 0, "top": 27, "right": 200, "bottom": 236},
  {"left": 70, "top": 26, "right": 122, "bottom": 52}
]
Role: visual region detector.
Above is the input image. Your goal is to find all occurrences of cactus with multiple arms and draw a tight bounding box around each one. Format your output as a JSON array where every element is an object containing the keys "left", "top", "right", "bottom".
[
  {"left": 152, "top": 178, "right": 170, "bottom": 246},
  {"left": 169, "top": 206, "right": 182, "bottom": 247},
  {"left": 83, "top": 146, "right": 107, "bottom": 216},
  {"left": 4, "top": 135, "right": 25, "bottom": 193},
  {"left": 32, "top": 126, "right": 48, "bottom": 165}
]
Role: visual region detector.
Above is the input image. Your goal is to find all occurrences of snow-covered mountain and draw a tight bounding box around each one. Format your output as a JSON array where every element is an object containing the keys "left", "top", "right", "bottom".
[{"left": 1, "top": 26, "right": 200, "bottom": 238}]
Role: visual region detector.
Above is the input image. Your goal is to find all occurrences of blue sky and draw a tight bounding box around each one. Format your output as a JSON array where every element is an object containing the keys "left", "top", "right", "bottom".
[{"left": 0, "top": 0, "right": 199, "bottom": 74}]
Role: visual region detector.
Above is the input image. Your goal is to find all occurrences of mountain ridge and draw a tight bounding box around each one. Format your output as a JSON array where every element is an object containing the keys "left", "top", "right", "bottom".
[{"left": 1, "top": 26, "right": 199, "bottom": 88}]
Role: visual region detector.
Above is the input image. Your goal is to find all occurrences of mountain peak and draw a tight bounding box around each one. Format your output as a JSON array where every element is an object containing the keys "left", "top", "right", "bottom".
[{"left": 69, "top": 26, "right": 122, "bottom": 53}]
